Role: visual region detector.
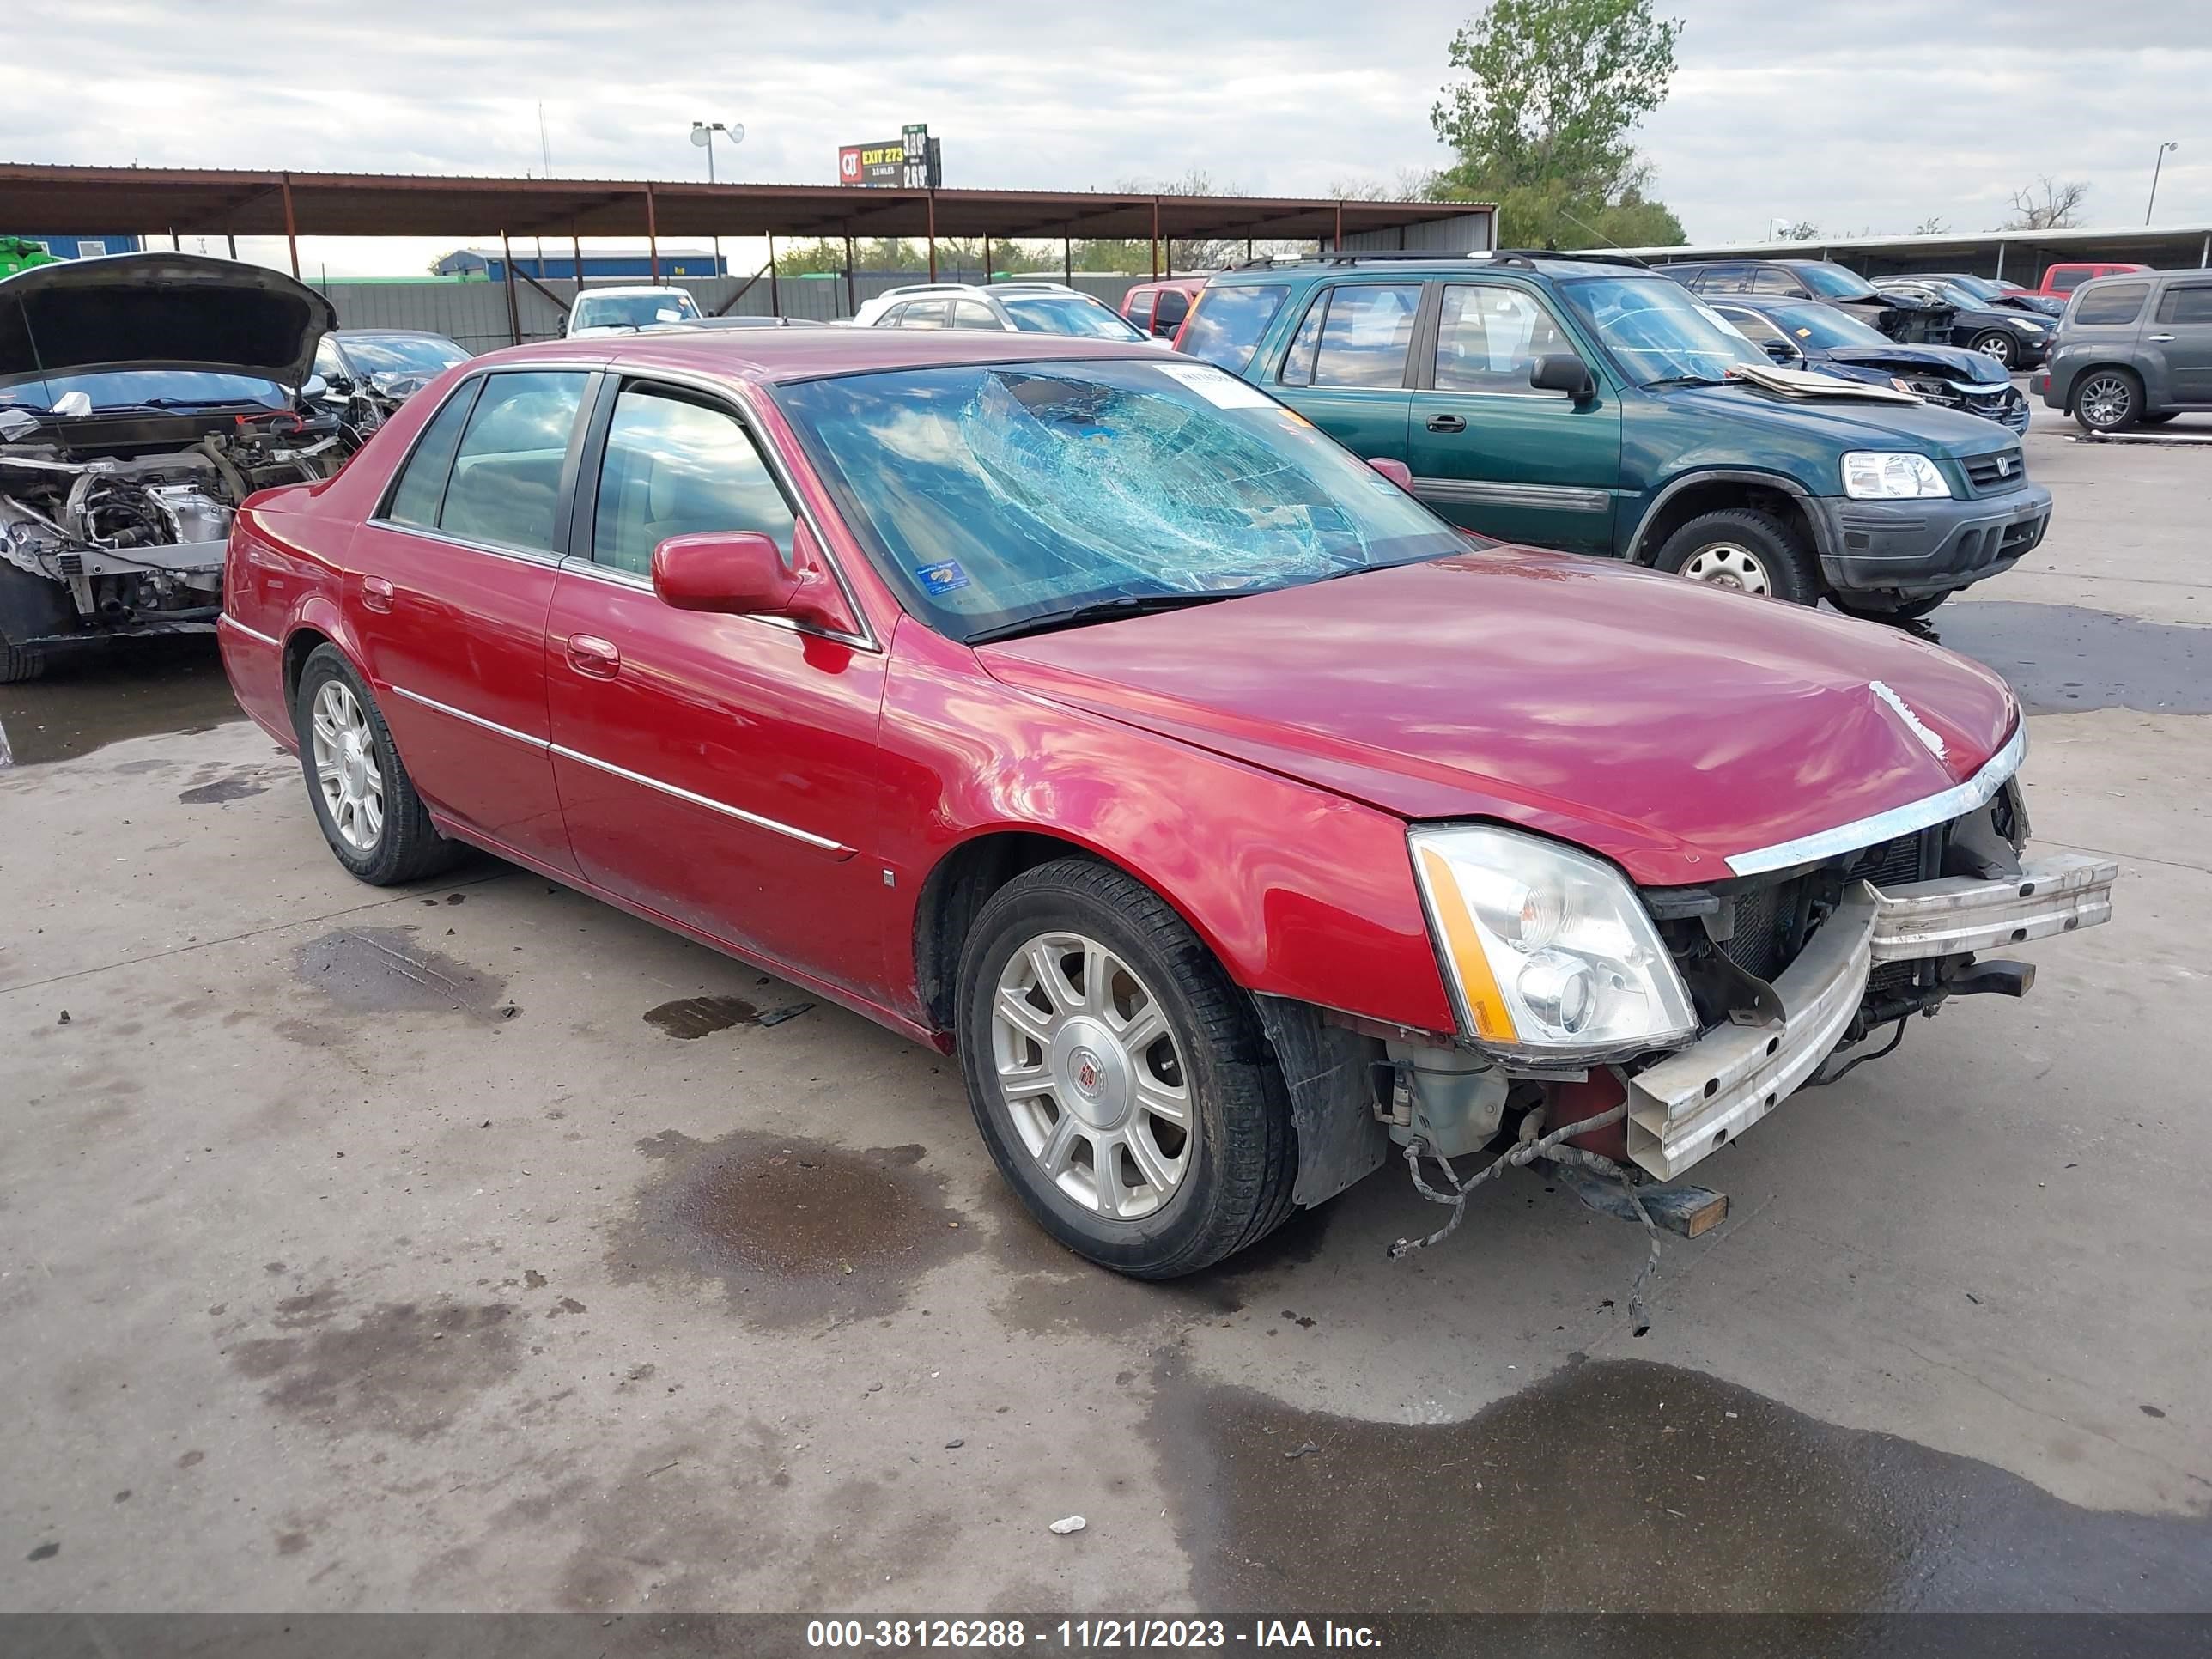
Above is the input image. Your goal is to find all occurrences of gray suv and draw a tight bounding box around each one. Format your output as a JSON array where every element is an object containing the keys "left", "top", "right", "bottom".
[{"left": 2037, "top": 270, "right": 2212, "bottom": 432}]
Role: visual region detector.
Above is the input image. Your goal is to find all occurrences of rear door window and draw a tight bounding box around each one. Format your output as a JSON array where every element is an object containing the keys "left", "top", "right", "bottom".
[
  {"left": 1287, "top": 283, "right": 1420, "bottom": 389},
  {"left": 2075, "top": 283, "right": 2149, "bottom": 326},
  {"left": 385, "top": 377, "right": 483, "bottom": 527},
  {"left": 2155, "top": 284, "right": 2212, "bottom": 325},
  {"left": 1125, "top": 290, "right": 1156, "bottom": 328},
  {"left": 1749, "top": 267, "right": 1799, "bottom": 295},
  {"left": 900, "top": 300, "right": 950, "bottom": 330},
  {"left": 1179, "top": 284, "right": 1287, "bottom": 374},
  {"left": 1433, "top": 285, "right": 1577, "bottom": 392},
  {"left": 951, "top": 301, "right": 1002, "bottom": 331},
  {"left": 434, "top": 371, "right": 589, "bottom": 554}
]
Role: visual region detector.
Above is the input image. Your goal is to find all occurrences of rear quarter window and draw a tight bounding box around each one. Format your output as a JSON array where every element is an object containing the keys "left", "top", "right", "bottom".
[
  {"left": 2073, "top": 283, "right": 2149, "bottom": 327},
  {"left": 1177, "top": 284, "right": 1288, "bottom": 374}
]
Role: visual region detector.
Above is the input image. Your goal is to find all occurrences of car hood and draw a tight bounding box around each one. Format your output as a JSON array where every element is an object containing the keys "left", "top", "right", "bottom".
[
  {"left": 0, "top": 252, "right": 336, "bottom": 391},
  {"left": 976, "top": 550, "right": 2018, "bottom": 888},
  {"left": 1823, "top": 343, "right": 2012, "bottom": 386},
  {"left": 1662, "top": 380, "right": 2010, "bottom": 454}
]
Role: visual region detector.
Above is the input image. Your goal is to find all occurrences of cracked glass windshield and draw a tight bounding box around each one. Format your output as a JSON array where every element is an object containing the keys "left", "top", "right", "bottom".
[{"left": 775, "top": 359, "right": 1465, "bottom": 641}]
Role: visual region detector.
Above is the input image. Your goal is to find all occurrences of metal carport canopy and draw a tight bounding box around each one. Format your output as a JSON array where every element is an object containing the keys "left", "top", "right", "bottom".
[{"left": 0, "top": 163, "right": 1491, "bottom": 245}]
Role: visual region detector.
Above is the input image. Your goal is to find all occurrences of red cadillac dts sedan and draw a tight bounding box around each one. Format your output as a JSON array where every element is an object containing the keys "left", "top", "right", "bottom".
[{"left": 219, "top": 329, "right": 2114, "bottom": 1277}]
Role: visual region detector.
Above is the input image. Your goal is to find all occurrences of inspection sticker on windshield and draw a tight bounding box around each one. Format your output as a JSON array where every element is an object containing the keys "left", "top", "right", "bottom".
[
  {"left": 915, "top": 560, "right": 970, "bottom": 596},
  {"left": 1152, "top": 362, "right": 1273, "bottom": 409}
]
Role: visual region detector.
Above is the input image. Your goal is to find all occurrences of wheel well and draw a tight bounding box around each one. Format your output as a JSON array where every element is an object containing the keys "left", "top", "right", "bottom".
[
  {"left": 281, "top": 628, "right": 331, "bottom": 708},
  {"left": 912, "top": 831, "right": 1109, "bottom": 1032},
  {"left": 1631, "top": 478, "right": 1817, "bottom": 566},
  {"left": 2064, "top": 363, "right": 2141, "bottom": 408}
]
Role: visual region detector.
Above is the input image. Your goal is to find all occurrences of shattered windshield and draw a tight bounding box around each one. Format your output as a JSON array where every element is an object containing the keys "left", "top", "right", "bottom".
[
  {"left": 1559, "top": 276, "right": 1765, "bottom": 386},
  {"left": 774, "top": 359, "right": 1463, "bottom": 641}
]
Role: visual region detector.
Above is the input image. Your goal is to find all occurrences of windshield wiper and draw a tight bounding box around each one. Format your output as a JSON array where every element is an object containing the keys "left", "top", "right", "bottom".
[
  {"left": 1644, "top": 374, "right": 1728, "bottom": 389},
  {"left": 965, "top": 590, "right": 1253, "bottom": 646}
]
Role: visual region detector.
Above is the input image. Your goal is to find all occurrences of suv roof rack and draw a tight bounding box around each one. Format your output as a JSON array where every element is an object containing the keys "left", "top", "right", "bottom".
[
  {"left": 1231, "top": 248, "right": 1651, "bottom": 271},
  {"left": 1486, "top": 248, "right": 1651, "bottom": 270},
  {"left": 876, "top": 279, "right": 1087, "bottom": 300}
]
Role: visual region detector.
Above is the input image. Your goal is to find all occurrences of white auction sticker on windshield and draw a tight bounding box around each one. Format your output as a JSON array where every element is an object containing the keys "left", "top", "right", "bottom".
[{"left": 1152, "top": 362, "right": 1273, "bottom": 409}]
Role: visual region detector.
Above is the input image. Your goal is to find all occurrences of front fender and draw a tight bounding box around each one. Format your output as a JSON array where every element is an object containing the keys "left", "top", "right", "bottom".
[{"left": 878, "top": 620, "right": 1456, "bottom": 1038}]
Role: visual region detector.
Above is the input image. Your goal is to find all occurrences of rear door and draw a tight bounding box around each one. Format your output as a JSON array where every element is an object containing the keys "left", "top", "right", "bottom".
[
  {"left": 1404, "top": 280, "right": 1621, "bottom": 556},
  {"left": 349, "top": 368, "right": 592, "bottom": 872},
  {"left": 543, "top": 374, "right": 890, "bottom": 994},
  {"left": 1270, "top": 280, "right": 1421, "bottom": 465},
  {"left": 2148, "top": 280, "right": 2212, "bottom": 404}
]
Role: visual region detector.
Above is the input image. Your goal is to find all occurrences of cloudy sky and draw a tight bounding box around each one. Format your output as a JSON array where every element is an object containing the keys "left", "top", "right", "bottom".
[{"left": 7, "top": 0, "right": 2207, "bottom": 273}]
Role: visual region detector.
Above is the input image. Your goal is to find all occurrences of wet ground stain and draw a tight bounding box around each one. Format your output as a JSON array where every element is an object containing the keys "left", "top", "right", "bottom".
[
  {"left": 643, "top": 995, "right": 759, "bottom": 1039},
  {"left": 177, "top": 775, "right": 268, "bottom": 804},
  {"left": 294, "top": 927, "right": 515, "bottom": 1022},
  {"left": 610, "top": 1129, "right": 972, "bottom": 1328},
  {"left": 1911, "top": 601, "right": 2212, "bottom": 716},
  {"left": 227, "top": 1289, "right": 521, "bottom": 1439},
  {"left": 1152, "top": 1356, "right": 2209, "bottom": 1613},
  {"left": 0, "top": 636, "right": 241, "bottom": 768}
]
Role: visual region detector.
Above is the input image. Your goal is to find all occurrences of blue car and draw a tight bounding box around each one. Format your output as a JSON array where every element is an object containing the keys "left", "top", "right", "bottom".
[{"left": 1705, "top": 295, "right": 2029, "bottom": 433}]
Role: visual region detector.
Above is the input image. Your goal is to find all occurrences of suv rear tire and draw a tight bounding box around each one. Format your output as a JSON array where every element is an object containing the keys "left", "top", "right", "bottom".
[
  {"left": 2073, "top": 368, "right": 2142, "bottom": 433},
  {"left": 955, "top": 856, "right": 1297, "bottom": 1279},
  {"left": 1653, "top": 508, "right": 1819, "bottom": 605}
]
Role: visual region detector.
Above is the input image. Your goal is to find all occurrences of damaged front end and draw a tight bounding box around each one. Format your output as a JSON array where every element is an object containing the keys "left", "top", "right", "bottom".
[{"left": 0, "top": 252, "right": 356, "bottom": 678}]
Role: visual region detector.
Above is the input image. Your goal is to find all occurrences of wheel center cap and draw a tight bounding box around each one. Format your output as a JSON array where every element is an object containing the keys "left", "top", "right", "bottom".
[
  {"left": 1051, "top": 1017, "right": 1131, "bottom": 1129},
  {"left": 341, "top": 734, "right": 368, "bottom": 796}
]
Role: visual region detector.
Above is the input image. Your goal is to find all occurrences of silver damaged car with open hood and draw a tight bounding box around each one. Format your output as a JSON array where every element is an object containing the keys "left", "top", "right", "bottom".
[{"left": 0, "top": 252, "right": 358, "bottom": 681}]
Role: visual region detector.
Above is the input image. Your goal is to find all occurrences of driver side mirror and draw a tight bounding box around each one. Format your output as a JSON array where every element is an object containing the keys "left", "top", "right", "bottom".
[
  {"left": 1762, "top": 340, "right": 1796, "bottom": 363},
  {"left": 1528, "top": 353, "right": 1596, "bottom": 402},
  {"left": 652, "top": 528, "right": 852, "bottom": 634},
  {"left": 1366, "top": 457, "right": 1413, "bottom": 491}
]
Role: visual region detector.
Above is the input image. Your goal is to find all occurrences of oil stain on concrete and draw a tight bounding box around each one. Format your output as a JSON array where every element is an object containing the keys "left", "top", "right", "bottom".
[
  {"left": 294, "top": 927, "right": 514, "bottom": 1022},
  {"left": 0, "top": 637, "right": 242, "bottom": 768},
  {"left": 1919, "top": 601, "right": 2212, "bottom": 716},
  {"left": 227, "top": 1286, "right": 522, "bottom": 1440},
  {"left": 1152, "top": 1356, "right": 2208, "bottom": 1613},
  {"left": 611, "top": 1129, "right": 973, "bottom": 1328},
  {"left": 178, "top": 774, "right": 269, "bottom": 804},
  {"left": 642, "top": 995, "right": 758, "bottom": 1039}
]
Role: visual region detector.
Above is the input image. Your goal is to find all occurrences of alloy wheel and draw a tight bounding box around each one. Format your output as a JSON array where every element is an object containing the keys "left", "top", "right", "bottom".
[
  {"left": 990, "top": 930, "right": 1193, "bottom": 1221},
  {"left": 310, "top": 680, "right": 385, "bottom": 854},
  {"left": 1680, "top": 542, "right": 1771, "bottom": 594},
  {"left": 2078, "top": 374, "right": 2134, "bottom": 429},
  {"left": 1975, "top": 332, "right": 2014, "bottom": 367}
]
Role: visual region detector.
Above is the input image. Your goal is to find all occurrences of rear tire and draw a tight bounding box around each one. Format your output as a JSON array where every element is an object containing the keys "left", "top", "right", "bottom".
[
  {"left": 955, "top": 856, "right": 1297, "bottom": 1279},
  {"left": 0, "top": 566, "right": 71, "bottom": 683},
  {"left": 0, "top": 640, "right": 44, "bottom": 684},
  {"left": 292, "top": 645, "right": 465, "bottom": 885},
  {"left": 2073, "top": 368, "right": 2142, "bottom": 433},
  {"left": 1653, "top": 507, "right": 1820, "bottom": 605}
]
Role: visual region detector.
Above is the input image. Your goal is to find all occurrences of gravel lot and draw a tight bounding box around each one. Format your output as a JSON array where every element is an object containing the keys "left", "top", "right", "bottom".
[{"left": 3, "top": 410, "right": 2206, "bottom": 1615}]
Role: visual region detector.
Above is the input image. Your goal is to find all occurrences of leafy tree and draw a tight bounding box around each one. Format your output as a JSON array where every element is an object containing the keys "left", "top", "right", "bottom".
[{"left": 1431, "top": 0, "right": 1687, "bottom": 249}]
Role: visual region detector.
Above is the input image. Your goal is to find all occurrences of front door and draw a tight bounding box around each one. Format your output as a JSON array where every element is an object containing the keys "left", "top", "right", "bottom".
[
  {"left": 1270, "top": 280, "right": 1421, "bottom": 466},
  {"left": 2149, "top": 281, "right": 2212, "bottom": 404},
  {"left": 1405, "top": 282, "right": 1622, "bottom": 556},
  {"left": 349, "top": 368, "right": 592, "bottom": 873},
  {"left": 544, "top": 376, "right": 890, "bottom": 998}
]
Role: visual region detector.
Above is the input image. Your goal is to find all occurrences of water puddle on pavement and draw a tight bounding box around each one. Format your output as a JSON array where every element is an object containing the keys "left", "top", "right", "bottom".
[
  {"left": 1904, "top": 601, "right": 2212, "bottom": 716},
  {"left": 611, "top": 1130, "right": 973, "bottom": 1328},
  {"left": 0, "top": 637, "right": 241, "bottom": 768},
  {"left": 1152, "top": 1356, "right": 2207, "bottom": 1613}
]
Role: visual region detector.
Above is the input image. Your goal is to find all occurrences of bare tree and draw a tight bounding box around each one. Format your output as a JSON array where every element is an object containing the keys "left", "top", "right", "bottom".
[
  {"left": 1775, "top": 220, "right": 1821, "bottom": 241},
  {"left": 2002, "top": 177, "right": 2089, "bottom": 231},
  {"left": 1911, "top": 215, "right": 1948, "bottom": 236}
]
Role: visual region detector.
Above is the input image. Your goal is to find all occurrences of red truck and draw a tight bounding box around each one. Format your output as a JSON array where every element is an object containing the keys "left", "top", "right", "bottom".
[
  {"left": 219, "top": 328, "right": 2115, "bottom": 1278},
  {"left": 2037, "top": 261, "right": 2148, "bottom": 299}
]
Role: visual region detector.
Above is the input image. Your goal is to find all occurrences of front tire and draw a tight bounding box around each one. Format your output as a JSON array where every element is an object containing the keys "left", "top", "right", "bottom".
[
  {"left": 955, "top": 857, "right": 1297, "bottom": 1279},
  {"left": 2073, "top": 369, "right": 2142, "bottom": 433},
  {"left": 292, "top": 645, "right": 463, "bottom": 885},
  {"left": 1971, "top": 331, "right": 2016, "bottom": 368},
  {"left": 1653, "top": 507, "right": 1820, "bottom": 605}
]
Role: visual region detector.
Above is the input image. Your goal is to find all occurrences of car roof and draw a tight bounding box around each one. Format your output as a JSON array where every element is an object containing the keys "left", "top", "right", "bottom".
[
  {"left": 471, "top": 327, "right": 1169, "bottom": 386},
  {"left": 577, "top": 285, "right": 691, "bottom": 299},
  {"left": 333, "top": 327, "right": 454, "bottom": 339},
  {"left": 1210, "top": 252, "right": 1656, "bottom": 284}
]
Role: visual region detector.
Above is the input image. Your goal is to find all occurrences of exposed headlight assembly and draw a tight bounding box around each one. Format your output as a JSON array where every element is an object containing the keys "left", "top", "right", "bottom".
[
  {"left": 1409, "top": 824, "right": 1698, "bottom": 1063},
  {"left": 1842, "top": 451, "right": 1953, "bottom": 500}
]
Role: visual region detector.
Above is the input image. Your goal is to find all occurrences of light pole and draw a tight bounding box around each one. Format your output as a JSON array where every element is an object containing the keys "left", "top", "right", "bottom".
[
  {"left": 690, "top": 121, "right": 744, "bottom": 276},
  {"left": 2147, "top": 141, "right": 2179, "bottom": 226}
]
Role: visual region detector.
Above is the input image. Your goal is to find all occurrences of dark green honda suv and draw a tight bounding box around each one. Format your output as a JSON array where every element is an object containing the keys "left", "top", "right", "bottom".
[{"left": 1177, "top": 252, "right": 2051, "bottom": 619}]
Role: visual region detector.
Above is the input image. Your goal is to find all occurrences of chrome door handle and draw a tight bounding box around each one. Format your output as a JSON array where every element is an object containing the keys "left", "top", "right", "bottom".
[
  {"left": 2147, "top": 333, "right": 2176, "bottom": 342},
  {"left": 565, "top": 634, "right": 620, "bottom": 679},
  {"left": 361, "top": 576, "right": 394, "bottom": 614}
]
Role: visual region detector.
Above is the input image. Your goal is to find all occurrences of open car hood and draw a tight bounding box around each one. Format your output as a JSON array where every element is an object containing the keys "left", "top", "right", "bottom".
[
  {"left": 977, "top": 550, "right": 2020, "bottom": 889},
  {"left": 0, "top": 252, "right": 337, "bottom": 392}
]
